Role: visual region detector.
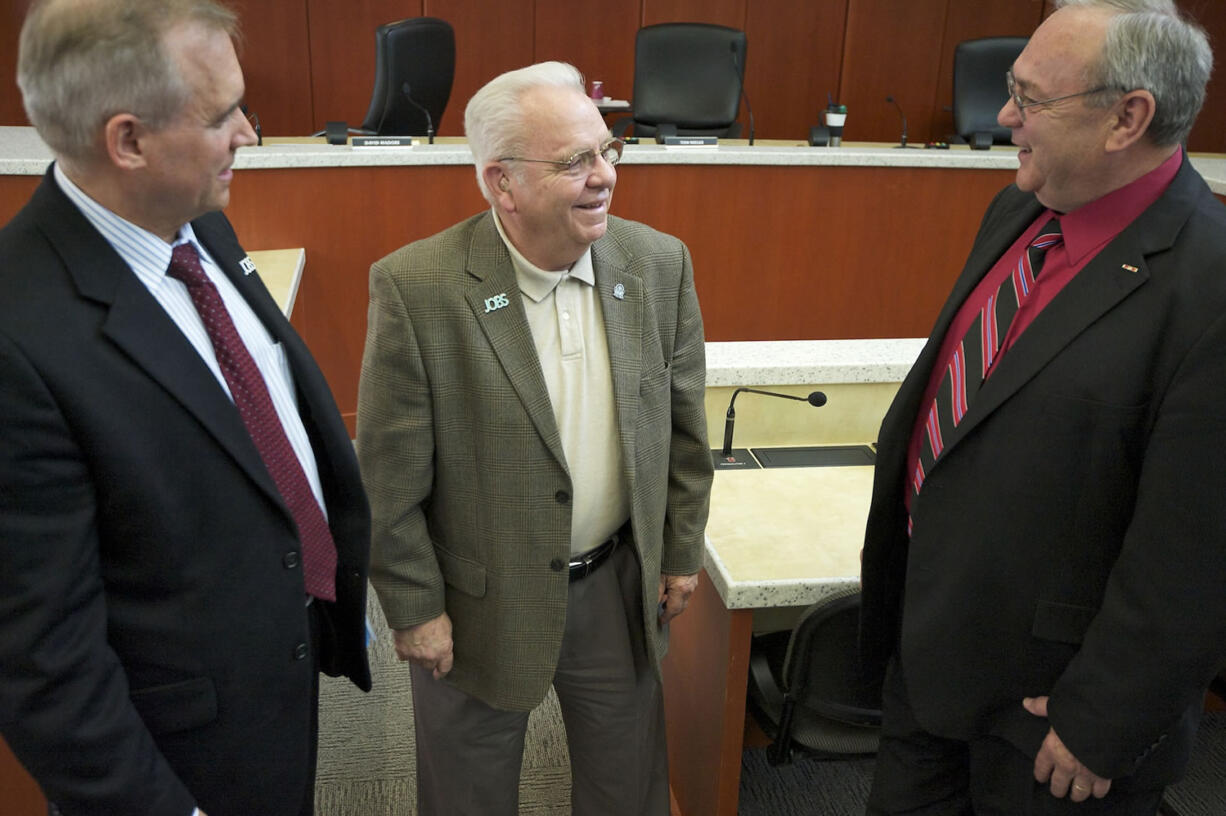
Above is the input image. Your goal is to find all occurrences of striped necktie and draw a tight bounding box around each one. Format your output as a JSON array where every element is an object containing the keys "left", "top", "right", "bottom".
[
  {"left": 911, "top": 218, "right": 1063, "bottom": 500},
  {"left": 167, "top": 243, "right": 338, "bottom": 601}
]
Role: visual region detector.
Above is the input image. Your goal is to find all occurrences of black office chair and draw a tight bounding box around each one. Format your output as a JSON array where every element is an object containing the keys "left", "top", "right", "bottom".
[
  {"left": 952, "top": 36, "right": 1028, "bottom": 148},
  {"left": 746, "top": 584, "right": 883, "bottom": 765},
  {"left": 359, "top": 17, "right": 455, "bottom": 138},
  {"left": 614, "top": 23, "right": 747, "bottom": 140}
]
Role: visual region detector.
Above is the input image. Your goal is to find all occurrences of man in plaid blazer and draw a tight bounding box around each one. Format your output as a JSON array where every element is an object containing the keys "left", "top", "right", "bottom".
[{"left": 356, "top": 61, "right": 712, "bottom": 816}]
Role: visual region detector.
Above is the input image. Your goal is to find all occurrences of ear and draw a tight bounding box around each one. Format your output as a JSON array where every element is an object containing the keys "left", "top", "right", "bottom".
[
  {"left": 103, "top": 113, "right": 149, "bottom": 171},
  {"left": 482, "top": 162, "right": 516, "bottom": 211},
  {"left": 1105, "top": 89, "right": 1156, "bottom": 153}
]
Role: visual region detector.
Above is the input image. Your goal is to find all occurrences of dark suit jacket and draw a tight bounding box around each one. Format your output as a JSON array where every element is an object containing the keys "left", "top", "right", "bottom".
[
  {"left": 0, "top": 169, "right": 371, "bottom": 816},
  {"left": 861, "top": 157, "right": 1226, "bottom": 785},
  {"left": 357, "top": 212, "right": 712, "bottom": 711}
]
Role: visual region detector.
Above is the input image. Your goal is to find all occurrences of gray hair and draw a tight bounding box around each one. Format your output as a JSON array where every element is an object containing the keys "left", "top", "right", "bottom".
[
  {"left": 1056, "top": 0, "right": 1212, "bottom": 146},
  {"left": 17, "top": 0, "right": 239, "bottom": 164},
  {"left": 464, "top": 61, "right": 586, "bottom": 203}
]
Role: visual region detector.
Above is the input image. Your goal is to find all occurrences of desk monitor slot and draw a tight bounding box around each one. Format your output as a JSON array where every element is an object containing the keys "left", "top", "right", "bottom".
[{"left": 751, "top": 445, "right": 876, "bottom": 468}]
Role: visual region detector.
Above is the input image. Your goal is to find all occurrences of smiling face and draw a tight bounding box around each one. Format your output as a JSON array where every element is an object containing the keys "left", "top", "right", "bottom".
[
  {"left": 136, "top": 22, "right": 257, "bottom": 239},
  {"left": 997, "top": 6, "right": 1120, "bottom": 213},
  {"left": 492, "top": 86, "right": 616, "bottom": 270}
]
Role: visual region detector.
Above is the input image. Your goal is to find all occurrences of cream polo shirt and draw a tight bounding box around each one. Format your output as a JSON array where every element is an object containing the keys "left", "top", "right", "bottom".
[{"left": 492, "top": 212, "right": 629, "bottom": 555}]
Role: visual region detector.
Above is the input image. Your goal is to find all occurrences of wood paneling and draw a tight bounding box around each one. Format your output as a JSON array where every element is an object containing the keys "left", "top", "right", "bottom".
[
  {"left": 305, "top": 0, "right": 421, "bottom": 134},
  {"left": 426, "top": 0, "right": 534, "bottom": 136},
  {"left": 0, "top": 173, "right": 38, "bottom": 225},
  {"left": 926, "top": 0, "right": 1045, "bottom": 142},
  {"left": 840, "top": 0, "right": 948, "bottom": 146},
  {"left": 535, "top": 0, "right": 639, "bottom": 103},
  {"left": 1, "top": 2, "right": 31, "bottom": 127},
  {"left": 612, "top": 163, "right": 1010, "bottom": 342},
  {"left": 231, "top": 0, "right": 315, "bottom": 137},
  {"left": 642, "top": 0, "right": 746, "bottom": 29},
  {"left": 0, "top": 737, "right": 44, "bottom": 816},
  {"left": 745, "top": 0, "right": 847, "bottom": 142},
  {"left": 662, "top": 570, "right": 754, "bottom": 816},
  {"left": 4, "top": 1, "right": 1226, "bottom": 148},
  {"left": 1183, "top": 0, "right": 1226, "bottom": 153}
]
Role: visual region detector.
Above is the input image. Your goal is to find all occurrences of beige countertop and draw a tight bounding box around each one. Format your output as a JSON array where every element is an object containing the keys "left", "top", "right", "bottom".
[
  {"left": 247, "top": 248, "right": 304, "bottom": 316},
  {"left": 704, "top": 465, "right": 872, "bottom": 610}
]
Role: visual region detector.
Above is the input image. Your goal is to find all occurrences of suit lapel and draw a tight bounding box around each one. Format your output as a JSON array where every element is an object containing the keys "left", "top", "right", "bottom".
[
  {"left": 882, "top": 192, "right": 1044, "bottom": 459},
  {"left": 33, "top": 175, "right": 286, "bottom": 509},
  {"left": 462, "top": 215, "right": 568, "bottom": 469},
  {"left": 931, "top": 161, "right": 1199, "bottom": 465},
  {"left": 592, "top": 229, "right": 642, "bottom": 480}
]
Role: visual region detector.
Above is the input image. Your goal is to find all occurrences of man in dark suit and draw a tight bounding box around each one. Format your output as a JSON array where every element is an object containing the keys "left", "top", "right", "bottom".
[
  {"left": 861, "top": 1, "right": 1226, "bottom": 813},
  {"left": 0, "top": 2, "right": 370, "bottom": 815},
  {"left": 356, "top": 62, "right": 712, "bottom": 815}
]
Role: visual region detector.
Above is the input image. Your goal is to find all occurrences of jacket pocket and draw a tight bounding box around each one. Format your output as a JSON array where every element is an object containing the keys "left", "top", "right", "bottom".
[
  {"left": 1031, "top": 600, "right": 1097, "bottom": 645},
  {"left": 129, "top": 676, "right": 218, "bottom": 735},
  {"left": 435, "top": 544, "right": 487, "bottom": 598}
]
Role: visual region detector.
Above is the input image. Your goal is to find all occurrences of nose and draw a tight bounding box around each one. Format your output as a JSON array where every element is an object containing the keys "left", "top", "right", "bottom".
[
  {"left": 234, "top": 109, "right": 259, "bottom": 148},
  {"left": 997, "top": 98, "right": 1021, "bottom": 130},
  {"left": 587, "top": 153, "right": 617, "bottom": 188}
]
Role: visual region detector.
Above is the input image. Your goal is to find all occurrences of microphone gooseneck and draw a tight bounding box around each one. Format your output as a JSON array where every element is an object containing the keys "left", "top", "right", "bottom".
[
  {"left": 885, "top": 95, "right": 915, "bottom": 148},
  {"left": 721, "top": 388, "right": 826, "bottom": 456},
  {"left": 401, "top": 82, "right": 435, "bottom": 144}
]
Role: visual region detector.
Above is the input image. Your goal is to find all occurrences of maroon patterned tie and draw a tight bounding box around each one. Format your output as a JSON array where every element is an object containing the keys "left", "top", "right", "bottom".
[
  {"left": 911, "top": 219, "right": 1063, "bottom": 503},
  {"left": 168, "top": 243, "right": 337, "bottom": 601}
]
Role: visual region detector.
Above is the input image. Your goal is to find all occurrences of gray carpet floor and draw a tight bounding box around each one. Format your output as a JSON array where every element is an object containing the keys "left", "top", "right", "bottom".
[
  {"left": 313, "top": 589, "right": 574, "bottom": 815},
  {"left": 313, "top": 590, "right": 1224, "bottom": 815},
  {"left": 1161, "top": 711, "right": 1226, "bottom": 816},
  {"left": 738, "top": 750, "right": 874, "bottom": 816}
]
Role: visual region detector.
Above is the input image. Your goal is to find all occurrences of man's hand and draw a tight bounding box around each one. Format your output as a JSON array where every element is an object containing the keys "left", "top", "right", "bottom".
[
  {"left": 1023, "top": 696, "right": 1112, "bottom": 802},
  {"left": 393, "top": 613, "right": 454, "bottom": 680},
  {"left": 657, "top": 573, "right": 699, "bottom": 625}
]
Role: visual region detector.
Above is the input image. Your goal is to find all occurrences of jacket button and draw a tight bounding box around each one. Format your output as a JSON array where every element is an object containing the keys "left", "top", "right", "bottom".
[
  {"left": 293, "top": 643, "right": 309, "bottom": 660},
  {"left": 283, "top": 551, "right": 300, "bottom": 569},
  {"left": 550, "top": 558, "right": 565, "bottom": 572},
  {"left": 555, "top": 490, "right": 570, "bottom": 504}
]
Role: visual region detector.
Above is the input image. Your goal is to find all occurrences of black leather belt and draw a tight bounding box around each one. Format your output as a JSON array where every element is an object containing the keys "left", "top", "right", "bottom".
[{"left": 568, "top": 532, "right": 621, "bottom": 582}]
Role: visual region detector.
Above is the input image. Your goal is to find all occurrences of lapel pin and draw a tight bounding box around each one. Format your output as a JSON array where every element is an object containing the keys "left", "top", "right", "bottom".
[
  {"left": 239, "top": 256, "right": 257, "bottom": 276},
  {"left": 1121, "top": 264, "right": 1139, "bottom": 273},
  {"left": 483, "top": 292, "right": 510, "bottom": 314},
  {"left": 613, "top": 282, "right": 625, "bottom": 300}
]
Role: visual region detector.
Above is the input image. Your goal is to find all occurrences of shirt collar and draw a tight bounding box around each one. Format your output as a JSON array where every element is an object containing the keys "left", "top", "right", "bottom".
[
  {"left": 1056, "top": 149, "right": 1182, "bottom": 265},
  {"left": 491, "top": 209, "right": 595, "bottom": 304},
  {"left": 53, "top": 162, "right": 202, "bottom": 278}
]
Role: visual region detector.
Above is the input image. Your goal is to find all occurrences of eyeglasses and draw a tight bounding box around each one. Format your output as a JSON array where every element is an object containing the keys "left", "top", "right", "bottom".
[
  {"left": 241, "top": 103, "right": 262, "bottom": 146},
  {"left": 1005, "top": 70, "right": 1112, "bottom": 122},
  {"left": 500, "top": 137, "right": 623, "bottom": 177}
]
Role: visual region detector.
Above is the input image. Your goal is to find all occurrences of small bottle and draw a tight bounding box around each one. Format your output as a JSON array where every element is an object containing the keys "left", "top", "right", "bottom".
[{"left": 589, "top": 80, "right": 605, "bottom": 101}]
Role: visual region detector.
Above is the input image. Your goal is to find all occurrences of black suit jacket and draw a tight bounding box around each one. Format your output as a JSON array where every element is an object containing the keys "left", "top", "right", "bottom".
[
  {"left": 861, "top": 156, "right": 1226, "bottom": 785},
  {"left": 0, "top": 169, "right": 371, "bottom": 816}
]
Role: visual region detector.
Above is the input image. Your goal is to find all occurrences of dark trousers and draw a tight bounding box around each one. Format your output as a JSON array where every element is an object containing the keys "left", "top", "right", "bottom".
[
  {"left": 300, "top": 599, "right": 324, "bottom": 816},
  {"left": 867, "top": 658, "right": 1166, "bottom": 816},
  {"left": 410, "top": 542, "right": 669, "bottom": 816}
]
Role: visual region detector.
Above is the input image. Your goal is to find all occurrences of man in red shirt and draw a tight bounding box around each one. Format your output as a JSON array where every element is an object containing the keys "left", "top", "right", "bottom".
[{"left": 861, "top": 1, "right": 1226, "bottom": 812}]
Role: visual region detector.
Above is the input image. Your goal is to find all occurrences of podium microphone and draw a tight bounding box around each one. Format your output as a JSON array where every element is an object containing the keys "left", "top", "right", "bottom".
[
  {"left": 729, "top": 42, "right": 754, "bottom": 145},
  {"left": 885, "top": 95, "right": 919, "bottom": 148},
  {"left": 721, "top": 388, "right": 826, "bottom": 457},
  {"left": 401, "top": 82, "right": 435, "bottom": 144}
]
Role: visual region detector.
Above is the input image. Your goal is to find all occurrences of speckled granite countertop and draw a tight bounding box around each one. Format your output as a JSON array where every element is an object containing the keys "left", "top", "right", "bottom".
[
  {"left": 8, "top": 125, "right": 1225, "bottom": 193},
  {"left": 705, "top": 338, "right": 927, "bottom": 387}
]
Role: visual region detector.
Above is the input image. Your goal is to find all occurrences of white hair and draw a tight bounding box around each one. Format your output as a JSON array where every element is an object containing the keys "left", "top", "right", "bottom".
[{"left": 464, "top": 61, "right": 586, "bottom": 203}]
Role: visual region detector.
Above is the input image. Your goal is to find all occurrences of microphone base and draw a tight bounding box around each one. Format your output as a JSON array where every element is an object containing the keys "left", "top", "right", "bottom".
[{"left": 711, "top": 448, "right": 762, "bottom": 470}]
